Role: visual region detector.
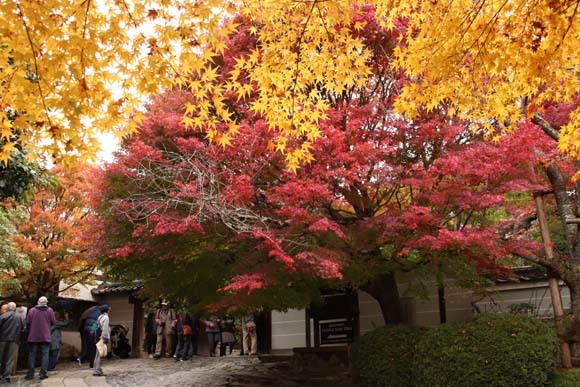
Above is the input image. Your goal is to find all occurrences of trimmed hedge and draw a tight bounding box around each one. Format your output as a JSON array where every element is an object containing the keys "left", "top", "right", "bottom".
[
  {"left": 352, "top": 325, "right": 425, "bottom": 387},
  {"left": 352, "top": 314, "right": 559, "bottom": 387},
  {"left": 413, "top": 313, "right": 559, "bottom": 387},
  {"left": 551, "top": 369, "right": 580, "bottom": 387}
]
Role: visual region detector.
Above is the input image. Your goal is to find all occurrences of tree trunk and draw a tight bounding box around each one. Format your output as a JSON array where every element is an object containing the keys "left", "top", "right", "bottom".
[
  {"left": 544, "top": 162, "right": 580, "bottom": 363},
  {"left": 361, "top": 272, "right": 405, "bottom": 325},
  {"left": 545, "top": 164, "right": 580, "bottom": 312},
  {"left": 535, "top": 193, "right": 572, "bottom": 367}
]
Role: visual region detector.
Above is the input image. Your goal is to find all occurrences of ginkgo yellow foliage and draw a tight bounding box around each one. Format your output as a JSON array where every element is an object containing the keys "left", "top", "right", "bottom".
[{"left": 1, "top": 0, "right": 579, "bottom": 167}]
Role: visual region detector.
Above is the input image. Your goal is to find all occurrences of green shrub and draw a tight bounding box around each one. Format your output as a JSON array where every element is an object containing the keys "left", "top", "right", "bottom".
[
  {"left": 413, "top": 313, "right": 559, "bottom": 387},
  {"left": 352, "top": 325, "right": 425, "bottom": 387},
  {"left": 551, "top": 369, "right": 580, "bottom": 387}
]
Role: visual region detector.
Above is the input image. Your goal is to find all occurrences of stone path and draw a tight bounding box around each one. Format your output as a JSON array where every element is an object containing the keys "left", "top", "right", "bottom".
[{"left": 2, "top": 355, "right": 355, "bottom": 387}]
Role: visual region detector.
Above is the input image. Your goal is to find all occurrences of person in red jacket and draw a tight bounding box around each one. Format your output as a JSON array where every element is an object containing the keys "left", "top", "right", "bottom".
[{"left": 25, "top": 296, "right": 55, "bottom": 381}]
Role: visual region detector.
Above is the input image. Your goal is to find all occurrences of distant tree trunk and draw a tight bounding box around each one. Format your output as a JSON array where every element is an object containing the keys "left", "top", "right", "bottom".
[
  {"left": 545, "top": 164, "right": 580, "bottom": 312},
  {"left": 361, "top": 272, "right": 404, "bottom": 325},
  {"left": 542, "top": 162, "right": 580, "bottom": 365},
  {"left": 535, "top": 192, "right": 572, "bottom": 368}
]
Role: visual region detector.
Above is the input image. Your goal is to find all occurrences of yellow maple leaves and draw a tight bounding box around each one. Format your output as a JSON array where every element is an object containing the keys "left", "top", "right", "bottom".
[
  {"left": 1, "top": 0, "right": 579, "bottom": 167},
  {"left": 384, "top": 0, "right": 580, "bottom": 155}
]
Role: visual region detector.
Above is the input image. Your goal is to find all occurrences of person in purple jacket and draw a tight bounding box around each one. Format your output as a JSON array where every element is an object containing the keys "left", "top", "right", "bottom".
[{"left": 25, "top": 296, "right": 55, "bottom": 381}]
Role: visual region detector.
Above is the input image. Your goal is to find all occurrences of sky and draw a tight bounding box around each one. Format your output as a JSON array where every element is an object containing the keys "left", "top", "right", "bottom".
[{"left": 96, "top": 132, "right": 120, "bottom": 163}]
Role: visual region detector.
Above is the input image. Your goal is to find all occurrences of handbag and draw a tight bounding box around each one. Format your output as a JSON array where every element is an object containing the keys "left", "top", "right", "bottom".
[
  {"left": 183, "top": 324, "right": 192, "bottom": 336},
  {"left": 245, "top": 321, "right": 256, "bottom": 332},
  {"left": 96, "top": 339, "right": 108, "bottom": 357},
  {"left": 221, "top": 331, "right": 235, "bottom": 343}
]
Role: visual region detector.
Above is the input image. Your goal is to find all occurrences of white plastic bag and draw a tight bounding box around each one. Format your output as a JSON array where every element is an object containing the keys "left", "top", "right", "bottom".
[{"left": 96, "top": 339, "right": 108, "bottom": 357}]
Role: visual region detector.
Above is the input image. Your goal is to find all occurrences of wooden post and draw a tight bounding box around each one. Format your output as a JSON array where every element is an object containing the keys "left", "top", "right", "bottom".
[
  {"left": 535, "top": 193, "right": 573, "bottom": 368},
  {"left": 437, "top": 264, "right": 447, "bottom": 324},
  {"left": 130, "top": 297, "right": 144, "bottom": 358},
  {"left": 305, "top": 309, "right": 311, "bottom": 348}
]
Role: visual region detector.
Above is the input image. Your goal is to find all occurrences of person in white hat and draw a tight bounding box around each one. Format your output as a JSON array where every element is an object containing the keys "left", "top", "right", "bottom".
[{"left": 25, "top": 296, "right": 55, "bottom": 380}]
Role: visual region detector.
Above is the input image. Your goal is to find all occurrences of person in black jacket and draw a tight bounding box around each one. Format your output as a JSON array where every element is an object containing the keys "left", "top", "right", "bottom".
[
  {"left": 143, "top": 307, "right": 157, "bottom": 358},
  {"left": 0, "top": 302, "right": 24, "bottom": 383},
  {"left": 79, "top": 305, "right": 102, "bottom": 368},
  {"left": 219, "top": 315, "right": 236, "bottom": 356},
  {"left": 187, "top": 315, "right": 201, "bottom": 358},
  {"left": 77, "top": 305, "right": 97, "bottom": 366}
]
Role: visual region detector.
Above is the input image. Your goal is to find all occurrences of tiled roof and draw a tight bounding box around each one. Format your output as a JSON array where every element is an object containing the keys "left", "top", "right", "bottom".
[
  {"left": 91, "top": 281, "right": 143, "bottom": 295},
  {"left": 494, "top": 266, "right": 547, "bottom": 284}
]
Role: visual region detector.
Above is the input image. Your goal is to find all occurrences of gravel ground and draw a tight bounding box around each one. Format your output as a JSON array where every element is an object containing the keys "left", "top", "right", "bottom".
[{"left": 8, "top": 355, "right": 355, "bottom": 387}]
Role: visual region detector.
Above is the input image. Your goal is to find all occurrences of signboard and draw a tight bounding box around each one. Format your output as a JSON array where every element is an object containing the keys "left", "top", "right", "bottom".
[{"left": 319, "top": 320, "right": 354, "bottom": 345}]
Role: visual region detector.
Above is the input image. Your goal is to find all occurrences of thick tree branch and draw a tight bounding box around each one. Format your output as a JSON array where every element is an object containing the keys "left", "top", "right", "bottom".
[{"left": 532, "top": 114, "right": 560, "bottom": 141}]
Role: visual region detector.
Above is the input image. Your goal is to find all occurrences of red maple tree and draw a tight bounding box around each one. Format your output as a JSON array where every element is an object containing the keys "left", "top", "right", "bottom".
[{"left": 91, "top": 10, "right": 554, "bottom": 319}]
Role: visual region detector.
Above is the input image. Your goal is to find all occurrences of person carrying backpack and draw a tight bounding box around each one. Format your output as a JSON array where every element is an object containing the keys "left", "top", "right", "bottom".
[{"left": 80, "top": 305, "right": 102, "bottom": 368}]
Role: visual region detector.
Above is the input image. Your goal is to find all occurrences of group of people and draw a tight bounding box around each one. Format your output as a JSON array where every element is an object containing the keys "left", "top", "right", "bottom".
[
  {"left": 0, "top": 296, "right": 67, "bottom": 382},
  {"left": 0, "top": 296, "right": 112, "bottom": 382},
  {"left": 144, "top": 301, "right": 258, "bottom": 360},
  {"left": 1, "top": 297, "right": 260, "bottom": 383}
]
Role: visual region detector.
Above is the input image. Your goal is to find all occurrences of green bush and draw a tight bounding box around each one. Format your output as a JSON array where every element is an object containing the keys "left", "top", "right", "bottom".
[
  {"left": 352, "top": 325, "right": 425, "bottom": 387},
  {"left": 551, "top": 369, "right": 580, "bottom": 387},
  {"left": 413, "top": 313, "right": 559, "bottom": 387}
]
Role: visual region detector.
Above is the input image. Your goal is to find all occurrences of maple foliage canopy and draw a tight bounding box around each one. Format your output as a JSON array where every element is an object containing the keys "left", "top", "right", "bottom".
[
  {"left": 1, "top": 1, "right": 579, "bottom": 167},
  {"left": 91, "top": 12, "right": 555, "bottom": 317},
  {"left": 1, "top": 164, "right": 97, "bottom": 301}
]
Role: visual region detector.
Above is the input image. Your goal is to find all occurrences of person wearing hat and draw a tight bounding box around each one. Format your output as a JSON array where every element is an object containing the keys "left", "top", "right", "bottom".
[
  {"left": 153, "top": 301, "right": 176, "bottom": 359},
  {"left": 25, "top": 296, "right": 55, "bottom": 380}
]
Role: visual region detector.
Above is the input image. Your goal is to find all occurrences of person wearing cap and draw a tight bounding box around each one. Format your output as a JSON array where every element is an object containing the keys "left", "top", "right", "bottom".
[
  {"left": 153, "top": 301, "right": 176, "bottom": 359},
  {"left": 25, "top": 296, "right": 55, "bottom": 380},
  {"left": 92, "top": 304, "right": 111, "bottom": 376}
]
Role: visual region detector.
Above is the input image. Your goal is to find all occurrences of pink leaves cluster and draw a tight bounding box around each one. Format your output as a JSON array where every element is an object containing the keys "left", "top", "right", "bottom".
[
  {"left": 295, "top": 250, "right": 343, "bottom": 279},
  {"left": 308, "top": 218, "right": 346, "bottom": 238},
  {"left": 151, "top": 215, "right": 204, "bottom": 236},
  {"left": 221, "top": 273, "right": 266, "bottom": 295}
]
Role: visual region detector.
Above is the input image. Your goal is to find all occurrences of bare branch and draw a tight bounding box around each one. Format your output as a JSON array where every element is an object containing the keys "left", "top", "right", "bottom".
[{"left": 110, "top": 150, "right": 274, "bottom": 235}]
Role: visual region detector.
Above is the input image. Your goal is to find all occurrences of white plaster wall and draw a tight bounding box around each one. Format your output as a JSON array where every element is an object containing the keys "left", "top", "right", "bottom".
[
  {"left": 58, "top": 281, "right": 98, "bottom": 301},
  {"left": 358, "top": 291, "right": 385, "bottom": 334},
  {"left": 102, "top": 294, "right": 135, "bottom": 344},
  {"left": 271, "top": 309, "right": 306, "bottom": 350},
  {"left": 61, "top": 330, "right": 82, "bottom": 352},
  {"left": 412, "top": 285, "right": 474, "bottom": 326},
  {"left": 475, "top": 282, "right": 570, "bottom": 316}
]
